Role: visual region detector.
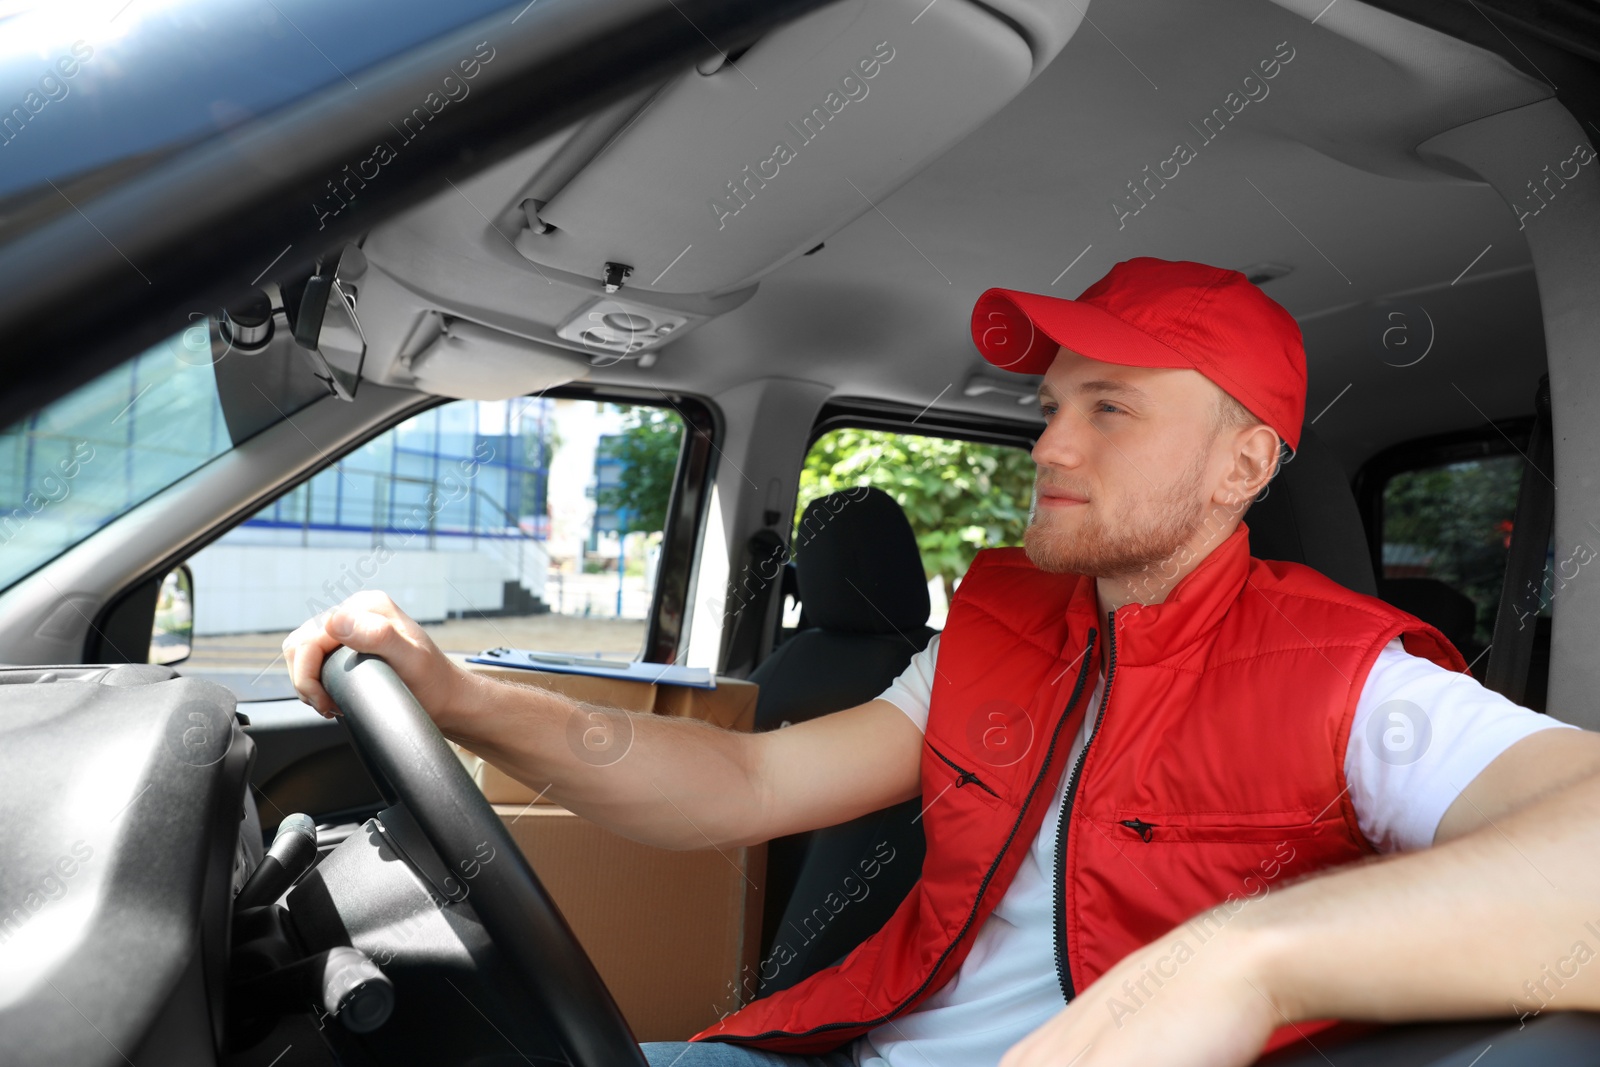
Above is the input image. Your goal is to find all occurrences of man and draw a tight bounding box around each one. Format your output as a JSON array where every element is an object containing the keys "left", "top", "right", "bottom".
[{"left": 285, "top": 258, "right": 1600, "bottom": 1067}]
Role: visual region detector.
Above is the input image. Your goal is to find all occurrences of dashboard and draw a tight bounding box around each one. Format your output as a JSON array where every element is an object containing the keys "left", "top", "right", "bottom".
[
  {"left": 0, "top": 662, "right": 253, "bottom": 1064},
  {"left": 0, "top": 662, "right": 561, "bottom": 1066}
]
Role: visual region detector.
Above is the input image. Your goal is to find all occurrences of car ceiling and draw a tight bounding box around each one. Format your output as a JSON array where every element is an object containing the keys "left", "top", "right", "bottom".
[{"left": 356, "top": 0, "right": 1554, "bottom": 475}]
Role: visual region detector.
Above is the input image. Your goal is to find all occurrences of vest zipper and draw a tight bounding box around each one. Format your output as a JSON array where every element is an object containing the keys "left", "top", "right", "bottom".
[
  {"left": 1119, "top": 818, "right": 1156, "bottom": 842},
  {"left": 1053, "top": 609, "right": 1118, "bottom": 1004},
  {"left": 926, "top": 742, "right": 1001, "bottom": 798},
  {"left": 705, "top": 628, "right": 1100, "bottom": 1043}
]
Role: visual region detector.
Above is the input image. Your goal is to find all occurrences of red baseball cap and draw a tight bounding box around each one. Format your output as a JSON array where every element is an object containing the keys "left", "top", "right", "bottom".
[{"left": 971, "top": 257, "right": 1307, "bottom": 451}]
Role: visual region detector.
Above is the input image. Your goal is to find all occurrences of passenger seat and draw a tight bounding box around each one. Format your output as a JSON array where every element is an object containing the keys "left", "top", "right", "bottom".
[{"left": 749, "top": 487, "right": 934, "bottom": 996}]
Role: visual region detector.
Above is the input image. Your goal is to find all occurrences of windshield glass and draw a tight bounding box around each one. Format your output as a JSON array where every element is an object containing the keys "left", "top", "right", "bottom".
[
  {"left": 0, "top": 0, "right": 521, "bottom": 201},
  {"left": 0, "top": 327, "right": 229, "bottom": 592}
]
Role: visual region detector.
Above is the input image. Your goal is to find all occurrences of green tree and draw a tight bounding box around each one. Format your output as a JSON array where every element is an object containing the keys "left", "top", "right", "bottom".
[
  {"left": 797, "top": 428, "right": 1035, "bottom": 603},
  {"left": 595, "top": 405, "right": 684, "bottom": 534},
  {"left": 1383, "top": 456, "right": 1523, "bottom": 644}
]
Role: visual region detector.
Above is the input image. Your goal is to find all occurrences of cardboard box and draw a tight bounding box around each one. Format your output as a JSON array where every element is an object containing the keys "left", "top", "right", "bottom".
[
  {"left": 454, "top": 656, "right": 766, "bottom": 1039},
  {"left": 497, "top": 806, "right": 765, "bottom": 1041}
]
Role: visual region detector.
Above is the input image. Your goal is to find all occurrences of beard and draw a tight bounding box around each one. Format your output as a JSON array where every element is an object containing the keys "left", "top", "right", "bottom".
[{"left": 1023, "top": 451, "right": 1211, "bottom": 579}]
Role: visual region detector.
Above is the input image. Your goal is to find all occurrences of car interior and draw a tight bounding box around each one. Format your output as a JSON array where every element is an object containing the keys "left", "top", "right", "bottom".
[{"left": 2, "top": 0, "right": 1599, "bottom": 1063}]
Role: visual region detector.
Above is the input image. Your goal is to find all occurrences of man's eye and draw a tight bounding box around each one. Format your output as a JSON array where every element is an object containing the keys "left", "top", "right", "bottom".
[
  {"left": 1039, "top": 403, "right": 1058, "bottom": 419},
  {"left": 1096, "top": 402, "right": 1123, "bottom": 415}
]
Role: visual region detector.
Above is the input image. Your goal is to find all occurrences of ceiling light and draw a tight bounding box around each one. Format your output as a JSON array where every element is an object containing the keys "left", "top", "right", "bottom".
[{"left": 556, "top": 298, "right": 692, "bottom": 358}]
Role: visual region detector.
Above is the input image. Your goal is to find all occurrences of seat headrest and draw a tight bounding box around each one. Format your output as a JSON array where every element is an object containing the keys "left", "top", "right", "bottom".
[
  {"left": 795, "top": 487, "right": 931, "bottom": 634},
  {"left": 1377, "top": 578, "right": 1477, "bottom": 652},
  {"left": 1245, "top": 425, "right": 1378, "bottom": 596}
]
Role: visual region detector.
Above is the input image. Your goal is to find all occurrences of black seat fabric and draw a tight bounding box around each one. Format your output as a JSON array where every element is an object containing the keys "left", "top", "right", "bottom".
[
  {"left": 1377, "top": 577, "right": 1476, "bottom": 651},
  {"left": 1248, "top": 427, "right": 1492, "bottom": 666},
  {"left": 750, "top": 488, "right": 933, "bottom": 995},
  {"left": 1245, "top": 425, "right": 1378, "bottom": 596},
  {"left": 789, "top": 487, "right": 934, "bottom": 636}
]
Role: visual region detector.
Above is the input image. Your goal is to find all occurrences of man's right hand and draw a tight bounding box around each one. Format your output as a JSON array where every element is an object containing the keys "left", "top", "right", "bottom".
[{"left": 282, "top": 591, "right": 478, "bottom": 726}]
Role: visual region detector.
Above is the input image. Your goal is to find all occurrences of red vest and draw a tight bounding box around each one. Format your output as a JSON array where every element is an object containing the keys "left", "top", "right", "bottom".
[{"left": 695, "top": 523, "right": 1465, "bottom": 1054}]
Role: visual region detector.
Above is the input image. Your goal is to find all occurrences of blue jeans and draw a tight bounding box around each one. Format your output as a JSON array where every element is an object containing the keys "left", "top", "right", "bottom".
[{"left": 640, "top": 1040, "right": 855, "bottom": 1066}]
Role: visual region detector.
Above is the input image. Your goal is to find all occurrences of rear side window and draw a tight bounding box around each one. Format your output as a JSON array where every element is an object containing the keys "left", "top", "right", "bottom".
[
  {"left": 793, "top": 427, "right": 1034, "bottom": 627},
  {"left": 1379, "top": 454, "right": 1524, "bottom": 658}
]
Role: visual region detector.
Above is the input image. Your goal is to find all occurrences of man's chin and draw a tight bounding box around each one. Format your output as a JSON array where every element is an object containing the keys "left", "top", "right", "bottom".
[
  {"left": 1023, "top": 522, "right": 1178, "bottom": 580},
  {"left": 1024, "top": 526, "right": 1098, "bottom": 576}
]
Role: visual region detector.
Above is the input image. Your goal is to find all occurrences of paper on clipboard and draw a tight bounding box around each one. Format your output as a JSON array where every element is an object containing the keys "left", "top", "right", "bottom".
[{"left": 467, "top": 647, "right": 716, "bottom": 689}]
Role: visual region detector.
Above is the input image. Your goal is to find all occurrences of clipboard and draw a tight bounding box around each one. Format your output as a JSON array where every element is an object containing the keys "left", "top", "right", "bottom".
[{"left": 467, "top": 647, "right": 717, "bottom": 689}]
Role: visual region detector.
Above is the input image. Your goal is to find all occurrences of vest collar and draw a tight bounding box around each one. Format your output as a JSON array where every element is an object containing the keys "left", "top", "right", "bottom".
[{"left": 1065, "top": 522, "right": 1253, "bottom": 666}]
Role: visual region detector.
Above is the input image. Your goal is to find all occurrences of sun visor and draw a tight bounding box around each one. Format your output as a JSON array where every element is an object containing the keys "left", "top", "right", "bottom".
[
  {"left": 516, "top": 0, "right": 1050, "bottom": 296},
  {"left": 408, "top": 319, "right": 589, "bottom": 401}
]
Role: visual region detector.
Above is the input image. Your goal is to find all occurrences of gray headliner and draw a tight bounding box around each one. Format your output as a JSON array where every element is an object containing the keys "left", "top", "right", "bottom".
[{"left": 360, "top": 0, "right": 1552, "bottom": 478}]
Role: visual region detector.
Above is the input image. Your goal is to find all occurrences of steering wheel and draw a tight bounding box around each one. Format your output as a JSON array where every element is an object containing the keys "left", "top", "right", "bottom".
[{"left": 321, "top": 646, "right": 648, "bottom": 1067}]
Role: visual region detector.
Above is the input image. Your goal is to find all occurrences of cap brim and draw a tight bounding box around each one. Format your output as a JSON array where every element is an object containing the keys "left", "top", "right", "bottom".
[{"left": 972, "top": 288, "right": 1195, "bottom": 376}]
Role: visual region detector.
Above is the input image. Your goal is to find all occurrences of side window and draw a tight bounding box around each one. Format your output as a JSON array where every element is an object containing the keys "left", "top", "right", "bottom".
[
  {"left": 790, "top": 427, "right": 1034, "bottom": 629},
  {"left": 182, "top": 397, "right": 684, "bottom": 700},
  {"left": 1379, "top": 454, "right": 1525, "bottom": 664}
]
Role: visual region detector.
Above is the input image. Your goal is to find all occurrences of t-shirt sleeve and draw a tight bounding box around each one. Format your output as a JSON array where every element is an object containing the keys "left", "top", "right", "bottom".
[
  {"left": 876, "top": 632, "right": 940, "bottom": 734},
  {"left": 1346, "top": 637, "right": 1580, "bottom": 853}
]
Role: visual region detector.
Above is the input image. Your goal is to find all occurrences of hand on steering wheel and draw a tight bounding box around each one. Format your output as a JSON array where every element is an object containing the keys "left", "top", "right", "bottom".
[{"left": 321, "top": 646, "right": 648, "bottom": 1067}]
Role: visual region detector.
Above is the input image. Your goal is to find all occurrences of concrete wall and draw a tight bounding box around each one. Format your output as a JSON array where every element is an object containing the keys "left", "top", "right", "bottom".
[{"left": 188, "top": 538, "right": 548, "bottom": 635}]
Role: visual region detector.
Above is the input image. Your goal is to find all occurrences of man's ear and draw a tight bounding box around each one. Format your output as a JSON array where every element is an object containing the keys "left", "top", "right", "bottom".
[{"left": 1216, "top": 425, "right": 1281, "bottom": 508}]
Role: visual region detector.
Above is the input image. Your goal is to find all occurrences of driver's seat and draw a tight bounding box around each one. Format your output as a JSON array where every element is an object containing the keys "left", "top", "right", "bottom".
[{"left": 1244, "top": 425, "right": 1377, "bottom": 596}]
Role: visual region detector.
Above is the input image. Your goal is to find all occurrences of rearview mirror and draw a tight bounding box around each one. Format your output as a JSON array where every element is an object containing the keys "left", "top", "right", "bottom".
[
  {"left": 293, "top": 245, "right": 368, "bottom": 401},
  {"left": 149, "top": 564, "right": 194, "bottom": 667},
  {"left": 218, "top": 244, "right": 368, "bottom": 402}
]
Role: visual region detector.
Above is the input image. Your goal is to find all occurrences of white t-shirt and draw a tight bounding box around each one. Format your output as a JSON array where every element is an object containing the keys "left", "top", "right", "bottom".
[{"left": 853, "top": 633, "right": 1574, "bottom": 1067}]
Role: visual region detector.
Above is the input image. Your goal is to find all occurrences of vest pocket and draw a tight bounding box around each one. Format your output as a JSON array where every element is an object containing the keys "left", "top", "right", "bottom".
[
  {"left": 1088, "top": 813, "right": 1365, "bottom": 914},
  {"left": 1108, "top": 811, "right": 1344, "bottom": 844},
  {"left": 924, "top": 740, "right": 1004, "bottom": 803}
]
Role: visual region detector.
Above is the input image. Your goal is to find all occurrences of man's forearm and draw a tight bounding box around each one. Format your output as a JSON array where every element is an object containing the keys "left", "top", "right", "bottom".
[
  {"left": 438, "top": 671, "right": 766, "bottom": 851},
  {"left": 1000, "top": 741, "right": 1600, "bottom": 1067},
  {"left": 1244, "top": 771, "right": 1600, "bottom": 1027}
]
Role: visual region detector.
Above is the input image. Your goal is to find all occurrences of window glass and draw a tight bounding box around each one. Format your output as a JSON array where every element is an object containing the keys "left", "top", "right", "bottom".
[
  {"left": 792, "top": 428, "right": 1035, "bottom": 628},
  {"left": 182, "top": 398, "right": 685, "bottom": 700},
  {"left": 1380, "top": 455, "right": 1525, "bottom": 651},
  {"left": 2, "top": 0, "right": 524, "bottom": 201},
  {"left": 0, "top": 333, "right": 229, "bottom": 592}
]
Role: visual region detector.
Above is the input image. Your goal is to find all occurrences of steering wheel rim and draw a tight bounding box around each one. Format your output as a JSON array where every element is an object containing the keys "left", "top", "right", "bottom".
[{"left": 321, "top": 646, "right": 648, "bottom": 1067}]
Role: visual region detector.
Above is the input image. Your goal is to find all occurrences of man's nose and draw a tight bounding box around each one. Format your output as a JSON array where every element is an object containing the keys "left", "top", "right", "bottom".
[{"left": 1032, "top": 405, "right": 1087, "bottom": 470}]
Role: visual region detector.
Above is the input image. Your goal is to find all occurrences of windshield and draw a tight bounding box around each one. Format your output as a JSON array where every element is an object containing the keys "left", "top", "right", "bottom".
[
  {"left": 0, "top": 327, "right": 229, "bottom": 593},
  {"left": 0, "top": 0, "right": 523, "bottom": 202}
]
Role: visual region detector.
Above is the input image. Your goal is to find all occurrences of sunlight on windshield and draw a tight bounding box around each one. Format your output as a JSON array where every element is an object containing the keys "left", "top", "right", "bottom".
[{"left": 0, "top": 332, "right": 228, "bottom": 592}]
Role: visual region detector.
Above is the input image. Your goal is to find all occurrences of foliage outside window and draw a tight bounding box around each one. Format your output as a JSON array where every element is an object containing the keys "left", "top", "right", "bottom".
[
  {"left": 796, "top": 428, "right": 1035, "bottom": 603},
  {"left": 1382, "top": 456, "right": 1523, "bottom": 646},
  {"left": 594, "top": 405, "right": 685, "bottom": 538}
]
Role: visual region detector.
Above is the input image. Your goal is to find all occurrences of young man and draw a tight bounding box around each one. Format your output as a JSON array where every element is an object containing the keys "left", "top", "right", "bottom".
[{"left": 284, "top": 258, "right": 1600, "bottom": 1067}]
